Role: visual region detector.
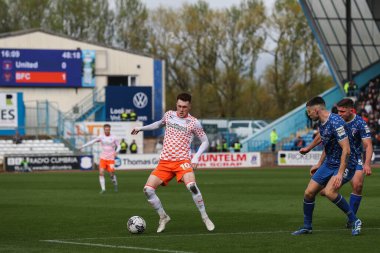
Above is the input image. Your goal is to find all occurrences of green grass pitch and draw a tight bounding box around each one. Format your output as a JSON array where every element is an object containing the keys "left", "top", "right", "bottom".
[{"left": 1, "top": 168, "right": 379, "bottom": 253}]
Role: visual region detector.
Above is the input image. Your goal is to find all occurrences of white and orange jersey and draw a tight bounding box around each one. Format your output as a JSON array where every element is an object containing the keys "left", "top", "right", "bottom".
[
  {"left": 81, "top": 134, "right": 120, "bottom": 160},
  {"left": 160, "top": 110, "right": 206, "bottom": 161}
]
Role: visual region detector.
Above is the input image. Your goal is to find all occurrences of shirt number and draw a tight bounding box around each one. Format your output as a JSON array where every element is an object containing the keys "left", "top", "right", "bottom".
[{"left": 180, "top": 162, "right": 192, "bottom": 170}]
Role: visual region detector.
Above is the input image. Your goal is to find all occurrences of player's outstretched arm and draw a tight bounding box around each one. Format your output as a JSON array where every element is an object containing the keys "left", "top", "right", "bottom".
[
  {"left": 300, "top": 132, "right": 321, "bottom": 155},
  {"left": 79, "top": 138, "right": 99, "bottom": 150},
  {"left": 191, "top": 135, "right": 209, "bottom": 170},
  {"left": 131, "top": 120, "right": 164, "bottom": 135}
]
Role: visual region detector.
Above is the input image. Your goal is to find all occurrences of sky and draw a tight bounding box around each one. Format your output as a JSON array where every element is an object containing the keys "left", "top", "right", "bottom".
[{"left": 140, "top": 0, "right": 277, "bottom": 77}]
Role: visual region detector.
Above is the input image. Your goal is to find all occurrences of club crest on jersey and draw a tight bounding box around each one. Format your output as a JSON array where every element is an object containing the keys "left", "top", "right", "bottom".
[
  {"left": 364, "top": 125, "right": 370, "bottom": 133},
  {"left": 336, "top": 126, "right": 346, "bottom": 137},
  {"left": 351, "top": 128, "right": 358, "bottom": 136}
]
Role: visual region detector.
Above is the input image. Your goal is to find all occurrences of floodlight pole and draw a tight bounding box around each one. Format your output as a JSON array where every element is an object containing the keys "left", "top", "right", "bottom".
[{"left": 346, "top": 0, "right": 352, "bottom": 82}]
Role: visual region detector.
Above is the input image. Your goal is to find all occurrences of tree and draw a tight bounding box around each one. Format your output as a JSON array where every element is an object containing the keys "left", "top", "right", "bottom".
[
  {"left": 147, "top": 6, "right": 193, "bottom": 109},
  {"left": 45, "top": 0, "right": 112, "bottom": 44},
  {"left": 113, "top": 0, "right": 149, "bottom": 51},
  {"left": 148, "top": 0, "right": 267, "bottom": 118},
  {"left": 6, "top": 0, "right": 50, "bottom": 30},
  {"left": 216, "top": 0, "right": 266, "bottom": 117},
  {"left": 0, "top": 0, "right": 10, "bottom": 33},
  {"left": 263, "top": 0, "right": 332, "bottom": 117}
]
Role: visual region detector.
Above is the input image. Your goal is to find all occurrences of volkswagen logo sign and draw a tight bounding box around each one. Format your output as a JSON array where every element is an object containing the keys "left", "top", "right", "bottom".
[{"left": 133, "top": 92, "right": 148, "bottom": 109}]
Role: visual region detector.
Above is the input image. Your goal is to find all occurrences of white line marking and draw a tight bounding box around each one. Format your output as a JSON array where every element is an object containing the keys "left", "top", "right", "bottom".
[
  {"left": 41, "top": 240, "right": 196, "bottom": 253},
  {"left": 44, "top": 227, "right": 380, "bottom": 241}
]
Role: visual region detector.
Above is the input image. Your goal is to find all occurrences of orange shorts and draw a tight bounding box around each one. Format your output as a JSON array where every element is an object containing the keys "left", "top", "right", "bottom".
[
  {"left": 99, "top": 159, "right": 115, "bottom": 173},
  {"left": 151, "top": 160, "right": 193, "bottom": 186}
]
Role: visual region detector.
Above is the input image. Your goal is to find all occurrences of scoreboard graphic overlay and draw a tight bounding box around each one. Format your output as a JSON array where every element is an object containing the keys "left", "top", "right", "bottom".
[{"left": 0, "top": 48, "right": 95, "bottom": 88}]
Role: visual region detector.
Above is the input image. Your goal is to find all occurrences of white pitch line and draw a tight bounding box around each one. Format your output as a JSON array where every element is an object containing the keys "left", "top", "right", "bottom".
[
  {"left": 44, "top": 227, "right": 380, "bottom": 241},
  {"left": 41, "top": 240, "right": 196, "bottom": 253}
]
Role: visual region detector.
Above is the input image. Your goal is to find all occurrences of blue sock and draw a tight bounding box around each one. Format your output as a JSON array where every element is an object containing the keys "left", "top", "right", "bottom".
[
  {"left": 349, "top": 193, "right": 362, "bottom": 215},
  {"left": 332, "top": 194, "right": 357, "bottom": 222},
  {"left": 303, "top": 198, "right": 315, "bottom": 229}
]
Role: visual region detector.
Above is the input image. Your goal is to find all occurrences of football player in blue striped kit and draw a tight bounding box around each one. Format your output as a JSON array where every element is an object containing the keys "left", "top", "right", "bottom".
[
  {"left": 292, "top": 96, "right": 362, "bottom": 236},
  {"left": 300, "top": 98, "right": 373, "bottom": 228}
]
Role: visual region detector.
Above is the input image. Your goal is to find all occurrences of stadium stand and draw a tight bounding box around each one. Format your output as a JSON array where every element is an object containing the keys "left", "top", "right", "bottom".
[
  {"left": 0, "top": 139, "right": 73, "bottom": 164},
  {"left": 355, "top": 78, "right": 380, "bottom": 148}
]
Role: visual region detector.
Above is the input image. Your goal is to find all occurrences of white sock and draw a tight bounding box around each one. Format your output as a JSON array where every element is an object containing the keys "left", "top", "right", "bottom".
[
  {"left": 144, "top": 186, "right": 166, "bottom": 218},
  {"left": 99, "top": 175, "right": 105, "bottom": 191},
  {"left": 186, "top": 182, "right": 207, "bottom": 219}
]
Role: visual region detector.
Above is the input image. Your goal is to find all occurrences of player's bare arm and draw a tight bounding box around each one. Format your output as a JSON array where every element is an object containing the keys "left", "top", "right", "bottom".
[
  {"left": 333, "top": 138, "right": 350, "bottom": 189},
  {"left": 300, "top": 132, "right": 321, "bottom": 155},
  {"left": 310, "top": 149, "right": 326, "bottom": 176},
  {"left": 362, "top": 138, "right": 373, "bottom": 176}
]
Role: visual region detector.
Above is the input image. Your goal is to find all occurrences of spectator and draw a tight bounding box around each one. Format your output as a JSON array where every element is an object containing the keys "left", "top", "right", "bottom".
[
  {"left": 233, "top": 139, "right": 242, "bottom": 152},
  {"left": 119, "top": 138, "right": 128, "bottom": 154},
  {"left": 209, "top": 139, "right": 217, "bottom": 152},
  {"left": 222, "top": 139, "right": 228, "bottom": 152},
  {"left": 130, "top": 110, "right": 137, "bottom": 121},
  {"left": 130, "top": 139, "right": 138, "bottom": 154},
  {"left": 347, "top": 80, "right": 358, "bottom": 97},
  {"left": 21, "top": 158, "right": 32, "bottom": 172},
  {"left": 121, "top": 111, "right": 128, "bottom": 121},
  {"left": 361, "top": 112, "right": 369, "bottom": 123},
  {"left": 344, "top": 80, "right": 350, "bottom": 95},
  {"left": 216, "top": 139, "right": 223, "bottom": 152},
  {"left": 364, "top": 101, "right": 373, "bottom": 114},
  {"left": 13, "top": 130, "right": 22, "bottom": 144},
  {"left": 270, "top": 129, "right": 278, "bottom": 152}
]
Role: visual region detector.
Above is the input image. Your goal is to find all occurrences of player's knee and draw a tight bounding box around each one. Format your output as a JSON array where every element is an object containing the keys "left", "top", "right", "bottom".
[
  {"left": 186, "top": 182, "right": 198, "bottom": 195},
  {"left": 319, "top": 190, "right": 326, "bottom": 197},
  {"left": 143, "top": 186, "right": 155, "bottom": 198},
  {"left": 304, "top": 190, "right": 315, "bottom": 200},
  {"left": 323, "top": 188, "right": 335, "bottom": 199},
  {"left": 352, "top": 182, "right": 363, "bottom": 194}
]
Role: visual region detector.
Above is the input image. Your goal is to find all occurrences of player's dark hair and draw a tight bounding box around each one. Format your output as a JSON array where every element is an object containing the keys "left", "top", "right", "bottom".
[
  {"left": 104, "top": 124, "right": 111, "bottom": 128},
  {"left": 337, "top": 98, "right": 354, "bottom": 108},
  {"left": 177, "top": 93, "right": 192, "bottom": 103},
  {"left": 306, "top": 96, "right": 325, "bottom": 107}
]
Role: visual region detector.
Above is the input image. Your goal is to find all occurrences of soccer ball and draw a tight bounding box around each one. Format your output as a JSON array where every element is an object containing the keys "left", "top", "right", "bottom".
[{"left": 127, "top": 216, "right": 146, "bottom": 234}]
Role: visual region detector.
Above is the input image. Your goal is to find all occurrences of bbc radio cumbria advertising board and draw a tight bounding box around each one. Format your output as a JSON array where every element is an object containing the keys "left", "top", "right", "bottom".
[{"left": 0, "top": 48, "right": 95, "bottom": 87}]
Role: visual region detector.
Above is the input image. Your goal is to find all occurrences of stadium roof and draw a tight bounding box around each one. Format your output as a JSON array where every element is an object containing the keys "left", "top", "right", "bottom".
[{"left": 300, "top": 0, "right": 380, "bottom": 84}]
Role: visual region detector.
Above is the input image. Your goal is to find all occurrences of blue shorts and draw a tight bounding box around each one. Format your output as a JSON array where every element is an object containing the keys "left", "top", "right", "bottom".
[
  {"left": 312, "top": 162, "right": 355, "bottom": 186},
  {"left": 353, "top": 158, "right": 363, "bottom": 171}
]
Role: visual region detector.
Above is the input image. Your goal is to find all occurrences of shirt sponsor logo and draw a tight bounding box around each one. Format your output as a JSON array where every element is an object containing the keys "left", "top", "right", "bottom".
[{"left": 167, "top": 121, "right": 187, "bottom": 132}]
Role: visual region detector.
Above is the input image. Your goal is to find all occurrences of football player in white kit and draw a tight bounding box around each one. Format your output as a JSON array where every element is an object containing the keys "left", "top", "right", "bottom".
[
  {"left": 80, "top": 124, "right": 120, "bottom": 193},
  {"left": 131, "top": 93, "right": 215, "bottom": 233}
]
